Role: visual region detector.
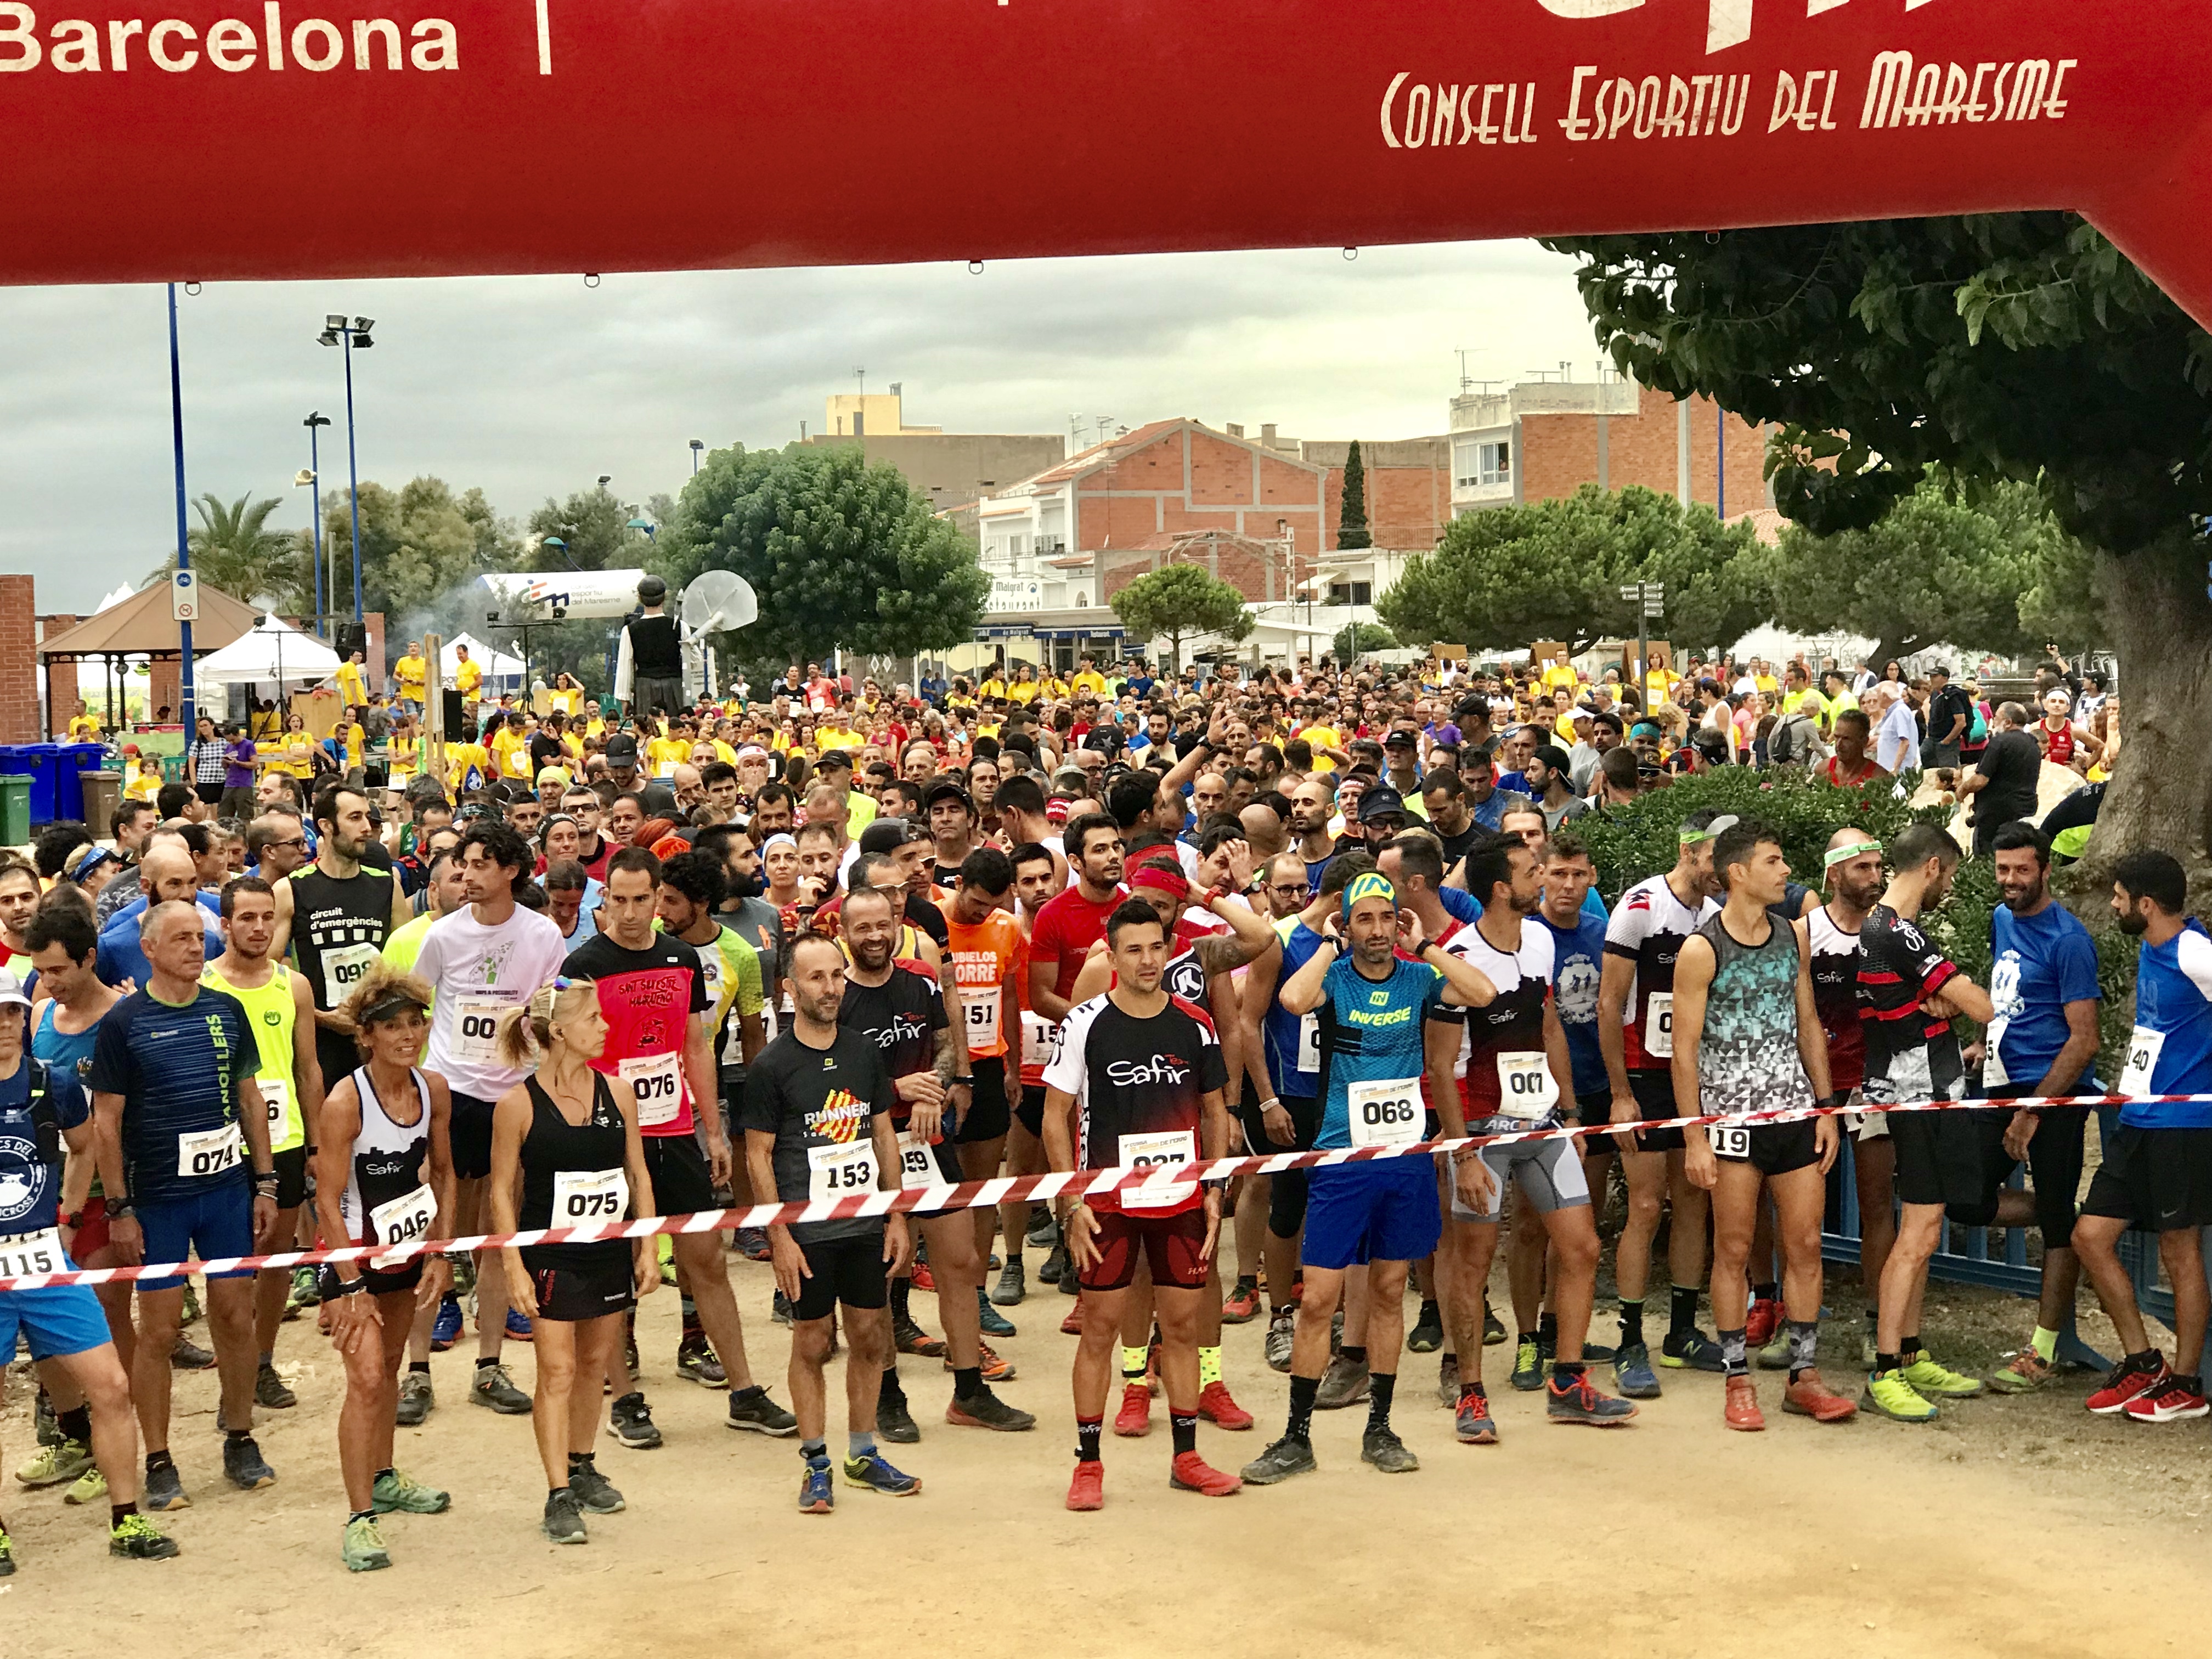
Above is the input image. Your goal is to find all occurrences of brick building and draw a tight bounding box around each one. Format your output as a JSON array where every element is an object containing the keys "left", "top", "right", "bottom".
[{"left": 1450, "top": 378, "right": 1773, "bottom": 517}]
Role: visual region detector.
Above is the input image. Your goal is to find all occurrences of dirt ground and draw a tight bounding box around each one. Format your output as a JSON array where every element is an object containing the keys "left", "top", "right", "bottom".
[{"left": 6, "top": 1245, "right": 2212, "bottom": 1659}]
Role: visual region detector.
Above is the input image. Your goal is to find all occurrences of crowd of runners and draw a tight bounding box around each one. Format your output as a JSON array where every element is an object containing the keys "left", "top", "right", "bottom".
[{"left": 2, "top": 619, "right": 2199, "bottom": 1574}]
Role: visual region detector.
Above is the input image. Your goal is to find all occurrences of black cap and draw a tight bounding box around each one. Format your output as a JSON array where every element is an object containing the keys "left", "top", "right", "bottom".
[
  {"left": 858, "top": 817, "right": 925, "bottom": 856},
  {"left": 1383, "top": 730, "right": 1417, "bottom": 749},
  {"left": 638, "top": 574, "right": 667, "bottom": 604},
  {"left": 1358, "top": 785, "right": 1407, "bottom": 822},
  {"left": 924, "top": 779, "right": 974, "bottom": 815},
  {"left": 604, "top": 733, "right": 639, "bottom": 763}
]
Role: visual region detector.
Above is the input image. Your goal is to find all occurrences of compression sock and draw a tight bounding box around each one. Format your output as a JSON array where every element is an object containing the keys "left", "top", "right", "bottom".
[
  {"left": 879, "top": 1367, "right": 907, "bottom": 1407},
  {"left": 57, "top": 1405, "right": 91, "bottom": 1446},
  {"left": 1365, "top": 1372, "right": 1397, "bottom": 1431},
  {"left": 1618, "top": 1299, "right": 1645, "bottom": 1347},
  {"left": 1340, "top": 1345, "right": 1368, "bottom": 1369},
  {"left": 1787, "top": 1319, "right": 1819, "bottom": 1382},
  {"left": 1121, "top": 1345, "right": 1148, "bottom": 1383},
  {"left": 889, "top": 1277, "right": 912, "bottom": 1322},
  {"left": 1752, "top": 1280, "right": 1778, "bottom": 1307},
  {"left": 2032, "top": 1325, "right": 2060, "bottom": 1364},
  {"left": 1899, "top": 1333, "right": 1924, "bottom": 1364},
  {"left": 849, "top": 1430, "right": 876, "bottom": 1461},
  {"left": 1718, "top": 1327, "right": 1749, "bottom": 1379},
  {"left": 953, "top": 1366, "right": 983, "bottom": 1401},
  {"left": 800, "top": 1438, "right": 827, "bottom": 1461},
  {"left": 145, "top": 1450, "right": 174, "bottom": 1476},
  {"left": 1286, "top": 1374, "right": 1319, "bottom": 1443},
  {"left": 1075, "top": 1418, "right": 1103, "bottom": 1462},
  {"left": 1170, "top": 1412, "right": 1198, "bottom": 1456},
  {"left": 408, "top": 1360, "right": 431, "bottom": 1376},
  {"left": 1669, "top": 1284, "right": 1701, "bottom": 1340},
  {"left": 681, "top": 1295, "right": 703, "bottom": 1344},
  {"left": 1199, "top": 1346, "right": 1223, "bottom": 1387}
]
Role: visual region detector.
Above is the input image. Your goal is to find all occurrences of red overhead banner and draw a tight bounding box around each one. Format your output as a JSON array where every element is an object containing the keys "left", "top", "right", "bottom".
[{"left": 1, "top": 0, "right": 2205, "bottom": 324}]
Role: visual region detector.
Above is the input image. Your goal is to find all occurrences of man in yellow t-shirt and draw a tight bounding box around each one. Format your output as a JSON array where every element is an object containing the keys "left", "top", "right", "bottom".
[
  {"left": 1297, "top": 716, "right": 1344, "bottom": 774},
  {"left": 65, "top": 700, "right": 101, "bottom": 740},
  {"left": 1041, "top": 670, "right": 1070, "bottom": 701},
  {"left": 452, "top": 645, "right": 483, "bottom": 711},
  {"left": 1071, "top": 656, "right": 1109, "bottom": 697},
  {"left": 1539, "top": 652, "right": 1579, "bottom": 695},
  {"left": 488, "top": 713, "right": 529, "bottom": 781},
  {"left": 334, "top": 648, "right": 369, "bottom": 710},
  {"left": 393, "top": 641, "right": 428, "bottom": 712},
  {"left": 645, "top": 720, "right": 692, "bottom": 778},
  {"left": 444, "top": 738, "right": 493, "bottom": 791}
]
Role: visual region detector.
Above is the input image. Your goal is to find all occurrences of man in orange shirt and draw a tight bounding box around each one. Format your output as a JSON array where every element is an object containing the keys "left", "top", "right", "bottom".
[{"left": 939, "top": 848, "right": 1028, "bottom": 1310}]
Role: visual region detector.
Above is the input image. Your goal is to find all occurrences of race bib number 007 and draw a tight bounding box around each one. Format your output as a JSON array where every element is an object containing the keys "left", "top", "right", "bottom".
[
  {"left": 1347, "top": 1078, "right": 1421, "bottom": 1149},
  {"left": 1493, "top": 1051, "right": 1559, "bottom": 1121},
  {"left": 1644, "top": 992, "right": 1675, "bottom": 1059}
]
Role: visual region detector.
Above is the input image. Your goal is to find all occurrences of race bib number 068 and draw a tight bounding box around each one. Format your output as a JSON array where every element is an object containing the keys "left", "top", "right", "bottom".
[{"left": 1347, "top": 1078, "right": 1421, "bottom": 1149}]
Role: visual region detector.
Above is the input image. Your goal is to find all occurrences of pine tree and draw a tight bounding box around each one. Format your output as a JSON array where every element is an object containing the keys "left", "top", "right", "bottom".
[{"left": 1337, "top": 439, "right": 1372, "bottom": 550}]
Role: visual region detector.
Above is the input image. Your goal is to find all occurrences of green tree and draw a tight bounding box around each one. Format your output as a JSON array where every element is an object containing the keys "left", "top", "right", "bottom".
[
  {"left": 1542, "top": 215, "right": 2212, "bottom": 872},
  {"left": 1376, "top": 484, "right": 1766, "bottom": 658},
  {"left": 1753, "top": 472, "right": 2085, "bottom": 667},
  {"left": 308, "top": 478, "right": 524, "bottom": 640},
  {"left": 1337, "top": 439, "right": 1371, "bottom": 551},
  {"left": 148, "top": 493, "right": 306, "bottom": 610},
  {"left": 1332, "top": 620, "right": 1396, "bottom": 663},
  {"left": 1110, "top": 563, "right": 1254, "bottom": 673},
  {"left": 662, "top": 444, "right": 986, "bottom": 668}
]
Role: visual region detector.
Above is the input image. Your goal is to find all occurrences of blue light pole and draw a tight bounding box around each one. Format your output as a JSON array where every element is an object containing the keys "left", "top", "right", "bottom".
[
  {"left": 317, "top": 315, "right": 376, "bottom": 624},
  {"left": 169, "top": 283, "right": 194, "bottom": 734},
  {"left": 302, "top": 412, "right": 332, "bottom": 636}
]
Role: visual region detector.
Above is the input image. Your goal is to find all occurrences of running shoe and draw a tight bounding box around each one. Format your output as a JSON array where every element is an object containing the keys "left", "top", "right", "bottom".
[
  {"left": 1407, "top": 1301, "right": 1444, "bottom": 1354},
  {"left": 946, "top": 1389, "right": 1037, "bottom": 1431},
  {"left": 568, "top": 1460, "right": 626, "bottom": 1514},
  {"left": 449, "top": 1251, "right": 476, "bottom": 1297},
  {"left": 1723, "top": 1376, "right": 1766, "bottom": 1432},
  {"left": 1436, "top": 1354, "right": 1460, "bottom": 1408},
  {"left": 676, "top": 1338, "right": 729, "bottom": 1388},
  {"left": 429, "top": 1295, "right": 462, "bottom": 1352},
  {"left": 1264, "top": 1306, "right": 1296, "bottom": 1374},
  {"left": 1660, "top": 1329, "right": 1727, "bottom": 1372},
  {"left": 977, "top": 1287, "right": 1017, "bottom": 1339},
  {"left": 1509, "top": 1336, "right": 1543, "bottom": 1392},
  {"left": 843, "top": 1450, "right": 922, "bottom": 1496},
  {"left": 1547, "top": 1370, "right": 1638, "bottom": 1426},
  {"left": 1899, "top": 1353, "right": 1984, "bottom": 1398},
  {"left": 1862, "top": 1329, "right": 1880, "bottom": 1370},
  {"left": 1743, "top": 1296, "right": 1781, "bottom": 1348},
  {"left": 15, "top": 1437, "right": 92, "bottom": 1488},
  {"left": 223, "top": 1436, "right": 276, "bottom": 1490},
  {"left": 735, "top": 1227, "right": 772, "bottom": 1262},
  {"left": 893, "top": 1311, "right": 946, "bottom": 1358},
  {"left": 1057, "top": 1249, "right": 1080, "bottom": 1295},
  {"left": 1238, "top": 1436, "right": 1317, "bottom": 1485},
  {"left": 371, "top": 1468, "right": 450, "bottom": 1514},
  {"left": 341, "top": 1515, "right": 392, "bottom": 1572},
  {"left": 110, "top": 1513, "right": 179, "bottom": 1561},
  {"left": 1170, "top": 1450, "right": 1243, "bottom": 1496},
  {"left": 1114, "top": 1381, "right": 1152, "bottom": 1437},
  {"left": 1221, "top": 1280, "right": 1260, "bottom": 1324},
  {"left": 1314, "top": 1351, "right": 1370, "bottom": 1410},
  {"left": 1613, "top": 1341, "right": 1662, "bottom": 1400},
  {"left": 143, "top": 1460, "right": 188, "bottom": 1511},
  {"left": 1197, "top": 1380, "right": 1254, "bottom": 1430},
  {"left": 1039, "top": 1242, "right": 1068, "bottom": 1285},
  {"left": 948, "top": 1340, "right": 1017, "bottom": 1383},
  {"left": 1862, "top": 1369, "right": 1939, "bottom": 1423},
  {"left": 911, "top": 1261, "right": 938, "bottom": 1293},
  {"left": 1065, "top": 1459, "right": 1105, "bottom": 1511},
  {"left": 1060, "top": 1298, "right": 1086, "bottom": 1336},
  {"left": 727, "top": 1388, "right": 799, "bottom": 1436},
  {"left": 1781, "top": 1371, "right": 1859, "bottom": 1422},
  {"left": 170, "top": 1334, "right": 216, "bottom": 1371},
  {"left": 0, "top": 1528, "right": 13, "bottom": 1576},
  {"left": 877, "top": 1390, "right": 920, "bottom": 1444},
  {"left": 470, "top": 1363, "right": 532, "bottom": 1414},
  {"left": 504, "top": 1308, "right": 534, "bottom": 1343},
  {"left": 181, "top": 1282, "right": 203, "bottom": 1325},
  {"left": 396, "top": 1371, "right": 435, "bottom": 1427},
  {"left": 1989, "top": 1348, "right": 2058, "bottom": 1395},
  {"left": 288, "top": 1266, "right": 322, "bottom": 1313},
  {"left": 1455, "top": 1384, "right": 1498, "bottom": 1444},
  {"left": 991, "top": 1260, "right": 1026, "bottom": 1306},
  {"left": 771, "top": 1289, "right": 794, "bottom": 1327},
  {"left": 2121, "top": 1374, "right": 2211, "bottom": 1423},
  {"left": 256, "top": 1362, "right": 297, "bottom": 1410},
  {"left": 1028, "top": 1208, "right": 1059, "bottom": 1249},
  {"left": 607, "top": 1392, "right": 663, "bottom": 1449},
  {"left": 65, "top": 1466, "right": 108, "bottom": 1505},
  {"left": 543, "top": 1488, "right": 589, "bottom": 1542},
  {"left": 1756, "top": 1326, "right": 1795, "bottom": 1371},
  {"left": 1483, "top": 1306, "right": 1506, "bottom": 1346},
  {"left": 1361, "top": 1426, "right": 1420, "bottom": 1473}
]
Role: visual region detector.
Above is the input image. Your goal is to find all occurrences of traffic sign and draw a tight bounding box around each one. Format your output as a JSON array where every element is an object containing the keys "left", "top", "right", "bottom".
[{"left": 171, "top": 569, "right": 198, "bottom": 622}]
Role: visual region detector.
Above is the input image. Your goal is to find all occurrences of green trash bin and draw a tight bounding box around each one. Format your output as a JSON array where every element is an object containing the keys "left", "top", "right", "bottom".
[{"left": 0, "top": 775, "right": 30, "bottom": 848}]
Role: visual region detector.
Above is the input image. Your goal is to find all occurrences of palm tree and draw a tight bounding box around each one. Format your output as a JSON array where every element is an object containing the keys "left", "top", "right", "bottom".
[{"left": 145, "top": 493, "right": 307, "bottom": 610}]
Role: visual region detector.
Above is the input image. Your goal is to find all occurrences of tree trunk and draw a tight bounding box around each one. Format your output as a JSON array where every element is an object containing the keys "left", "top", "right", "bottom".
[{"left": 2078, "top": 532, "right": 2212, "bottom": 893}]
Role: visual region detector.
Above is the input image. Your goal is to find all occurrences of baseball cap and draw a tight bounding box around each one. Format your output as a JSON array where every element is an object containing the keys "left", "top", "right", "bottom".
[
  {"left": 857, "top": 818, "right": 928, "bottom": 857},
  {"left": 1357, "top": 785, "right": 1407, "bottom": 822},
  {"left": 0, "top": 970, "right": 27, "bottom": 1009},
  {"left": 1383, "top": 730, "right": 1418, "bottom": 750},
  {"left": 604, "top": 733, "right": 640, "bottom": 763},
  {"left": 536, "top": 765, "right": 573, "bottom": 788},
  {"left": 923, "top": 780, "right": 974, "bottom": 815},
  {"left": 64, "top": 844, "right": 117, "bottom": 884}
]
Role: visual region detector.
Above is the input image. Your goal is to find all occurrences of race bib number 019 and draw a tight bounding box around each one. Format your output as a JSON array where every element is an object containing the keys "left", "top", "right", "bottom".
[
  {"left": 807, "top": 1140, "right": 877, "bottom": 1202},
  {"left": 618, "top": 1053, "right": 684, "bottom": 1127},
  {"left": 1118, "top": 1129, "right": 1197, "bottom": 1209},
  {"left": 1644, "top": 992, "right": 1675, "bottom": 1059},
  {"left": 1493, "top": 1051, "right": 1559, "bottom": 1120},
  {"left": 0, "top": 1228, "right": 63, "bottom": 1279},
  {"left": 1347, "top": 1078, "right": 1422, "bottom": 1149},
  {"left": 1710, "top": 1122, "right": 1753, "bottom": 1159},
  {"left": 177, "top": 1121, "right": 243, "bottom": 1180},
  {"left": 550, "top": 1167, "right": 628, "bottom": 1224}
]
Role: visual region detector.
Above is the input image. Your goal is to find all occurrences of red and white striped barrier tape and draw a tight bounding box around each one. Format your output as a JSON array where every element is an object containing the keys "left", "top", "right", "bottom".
[{"left": 11, "top": 1090, "right": 2203, "bottom": 1291}]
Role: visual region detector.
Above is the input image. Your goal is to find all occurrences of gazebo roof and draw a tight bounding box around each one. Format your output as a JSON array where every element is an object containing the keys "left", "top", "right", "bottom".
[{"left": 39, "top": 579, "right": 260, "bottom": 658}]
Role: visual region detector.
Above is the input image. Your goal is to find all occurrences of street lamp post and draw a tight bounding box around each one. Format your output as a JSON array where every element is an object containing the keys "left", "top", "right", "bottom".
[
  {"left": 300, "top": 412, "right": 332, "bottom": 637},
  {"left": 168, "top": 283, "right": 195, "bottom": 735},
  {"left": 317, "top": 315, "right": 376, "bottom": 626},
  {"left": 689, "top": 439, "right": 704, "bottom": 475}
]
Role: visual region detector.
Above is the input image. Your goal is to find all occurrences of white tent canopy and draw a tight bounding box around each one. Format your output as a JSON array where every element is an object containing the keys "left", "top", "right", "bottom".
[
  {"left": 195, "top": 616, "right": 345, "bottom": 685},
  {"left": 442, "top": 633, "right": 527, "bottom": 688}
]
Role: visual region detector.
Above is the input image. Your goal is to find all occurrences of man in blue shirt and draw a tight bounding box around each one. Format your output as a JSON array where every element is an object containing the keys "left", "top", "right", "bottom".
[
  {"left": 1241, "top": 871, "right": 1497, "bottom": 1485},
  {"left": 1533, "top": 830, "right": 1615, "bottom": 1186},
  {"left": 2074, "top": 849, "right": 2212, "bottom": 1424},
  {"left": 0, "top": 969, "right": 179, "bottom": 1567},
  {"left": 93, "top": 844, "right": 223, "bottom": 990},
  {"left": 1966, "top": 823, "right": 2102, "bottom": 1394}
]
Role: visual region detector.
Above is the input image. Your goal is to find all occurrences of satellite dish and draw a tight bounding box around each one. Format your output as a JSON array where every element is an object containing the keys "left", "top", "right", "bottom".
[{"left": 680, "top": 569, "right": 758, "bottom": 636}]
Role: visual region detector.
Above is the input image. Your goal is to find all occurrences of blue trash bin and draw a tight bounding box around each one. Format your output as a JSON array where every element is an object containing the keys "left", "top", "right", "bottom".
[
  {"left": 12, "top": 744, "right": 60, "bottom": 825},
  {"left": 55, "top": 743, "right": 104, "bottom": 822}
]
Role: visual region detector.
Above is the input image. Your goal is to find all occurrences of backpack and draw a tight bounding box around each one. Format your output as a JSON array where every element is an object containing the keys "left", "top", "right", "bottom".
[{"left": 1968, "top": 701, "right": 1989, "bottom": 744}]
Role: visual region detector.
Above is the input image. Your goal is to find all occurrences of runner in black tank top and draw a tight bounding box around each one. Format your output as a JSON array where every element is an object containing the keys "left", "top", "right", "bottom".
[
  {"left": 311, "top": 964, "right": 455, "bottom": 1573},
  {"left": 281, "top": 786, "right": 413, "bottom": 1101},
  {"left": 487, "top": 980, "right": 656, "bottom": 1545}
]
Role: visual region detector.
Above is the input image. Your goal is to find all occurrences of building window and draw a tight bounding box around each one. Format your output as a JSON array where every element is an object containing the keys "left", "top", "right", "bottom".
[
  {"left": 1453, "top": 439, "right": 1511, "bottom": 488},
  {"left": 1326, "top": 582, "right": 1373, "bottom": 606}
]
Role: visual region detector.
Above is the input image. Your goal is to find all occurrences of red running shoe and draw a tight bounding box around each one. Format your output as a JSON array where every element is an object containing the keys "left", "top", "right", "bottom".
[
  {"left": 2121, "top": 1374, "right": 2210, "bottom": 1423},
  {"left": 1065, "top": 1460, "right": 1105, "bottom": 1511},
  {"left": 1113, "top": 1381, "right": 1152, "bottom": 1438},
  {"left": 2087, "top": 1352, "right": 2169, "bottom": 1415},
  {"left": 1169, "top": 1450, "right": 1242, "bottom": 1497},
  {"left": 1060, "top": 1295, "right": 1086, "bottom": 1338},
  {"left": 1781, "top": 1370, "right": 1858, "bottom": 1423},
  {"left": 1221, "top": 1283, "right": 1260, "bottom": 1324},
  {"left": 1743, "top": 1297, "right": 1781, "bottom": 1348},
  {"left": 1723, "top": 1376, "right": 1765, "bottom": 1432},
  {"left": 1197, "top": 1380, "right": 1254, "bottom": 1431},
  {"left": 910, "top": 1262, "right": 937, "bottom": 1293}
]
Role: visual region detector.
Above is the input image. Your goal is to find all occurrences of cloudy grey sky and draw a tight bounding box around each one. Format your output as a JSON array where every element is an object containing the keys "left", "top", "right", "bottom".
[{"left": 0, "top": 239, "right": 1602, "bottom": 616}]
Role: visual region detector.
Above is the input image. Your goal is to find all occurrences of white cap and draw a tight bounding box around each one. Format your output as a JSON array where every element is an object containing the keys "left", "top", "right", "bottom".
[{"left": 0, "top": 970, "right": 28, "bottom": 1009}]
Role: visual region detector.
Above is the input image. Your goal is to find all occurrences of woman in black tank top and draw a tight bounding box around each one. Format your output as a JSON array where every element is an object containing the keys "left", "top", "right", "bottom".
[{"left": 488, "top": 979, "right": 657, "bottom": 1544}]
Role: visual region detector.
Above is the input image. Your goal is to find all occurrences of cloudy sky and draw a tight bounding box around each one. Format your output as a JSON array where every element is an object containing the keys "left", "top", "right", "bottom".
[{"left": 1, "top": 239, "right": 1604, "bottom": 616}]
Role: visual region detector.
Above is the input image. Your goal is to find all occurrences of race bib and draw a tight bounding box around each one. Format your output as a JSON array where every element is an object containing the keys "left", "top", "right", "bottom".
[
  {"left": 895, "top": 1127, "right": 939, "bottom": 1191},
  {"left": 1711, "top": 1122, "right": 1753, "bottom": 1159},
  {"left": 1493, "top": 1051, "right": 1559, "bottom": 1121},
  {"left": 1346, "top": 1077, "right": 1422, "bottom": 1149},
  {"left": 1118, "top": 1128, "right": 1198, "bottom": 1209},
  {"left": 368, "top": 1183, "right": 437, "bottom": 1269},
  {"left": 1644, "top": 992, "right": 1675, "bottom": 1059},
  {"left": 806, "top": 1139, "right": 878, "bottom": 1201},
  {"left": 0, "top": 1227, "right": 63, "bottom": 1279},
  {"left": 177, "top": 1121, "right": 243, "bottom": 1180},
  {"left": 618, "top": 1053, "right": 685, "bottom": 1127},
  {"left": 1022, "top": 1011, "right": 1065, "bottom": 1073},
  {"left": 656, "top": 761, "right": 679, "bottom": 780},
  {"left": 550, "top": 1167, "right": 629, "bottom": 1225},
  {"left": 321, "top": 940, "right": 381, "bottom": 1000},
  {"left": 450, "top": 995, "right": 507, "bottom": 1065},
  {"left": 1297, "top": 1012, "right": 1322, "bottom": 1074},
  {"left": 2120, "top": 1025, "right": 2167, "bottom": 1098},
  {"left": 258, "top": 1074, "right": 293, "bottom": 1132},
  {"left": 697, "top": 950, "right": 726, "bottom": 1011},
  {"left": 1983, "top": 1017, "right": 2012, "bottom": 1091},
  {"left": 962, "top": 986, "right": 1002, "bottom": 1050}
]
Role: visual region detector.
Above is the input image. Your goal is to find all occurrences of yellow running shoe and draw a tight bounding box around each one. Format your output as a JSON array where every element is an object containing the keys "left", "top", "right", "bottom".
[
  {"left": 1900, "top": 1354, "right": 1984, "bottom": 1397},
  {"left": 15, "top": 1438, "right": 93, "bottom": 1488},
  {"left": 1863, "top": 1369, "right": 1938, "bottom": 1422},
  {"left": 64, "top": 1466, "right": 109, "bottom": 1506}
]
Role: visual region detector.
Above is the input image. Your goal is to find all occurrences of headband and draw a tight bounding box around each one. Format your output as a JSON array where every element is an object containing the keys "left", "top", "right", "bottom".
[
  {"left": 1824, "top": 838, "right": 1882, "bottom": 868},
  {"left": 1679, "top": 814, "right": 1741, "bottom": 846},
  {"left": 761, "top": 833, "right": 797, "bottom": 852},
  {"left": 1342, "top": 870, "right": 1398, "bottom": 917},
  {"left": 1128, "top": 856, "right": 1189, "bottom": 903},
  {"left": 358, "top": 986, "right": 430, "bottom": 1025}
]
